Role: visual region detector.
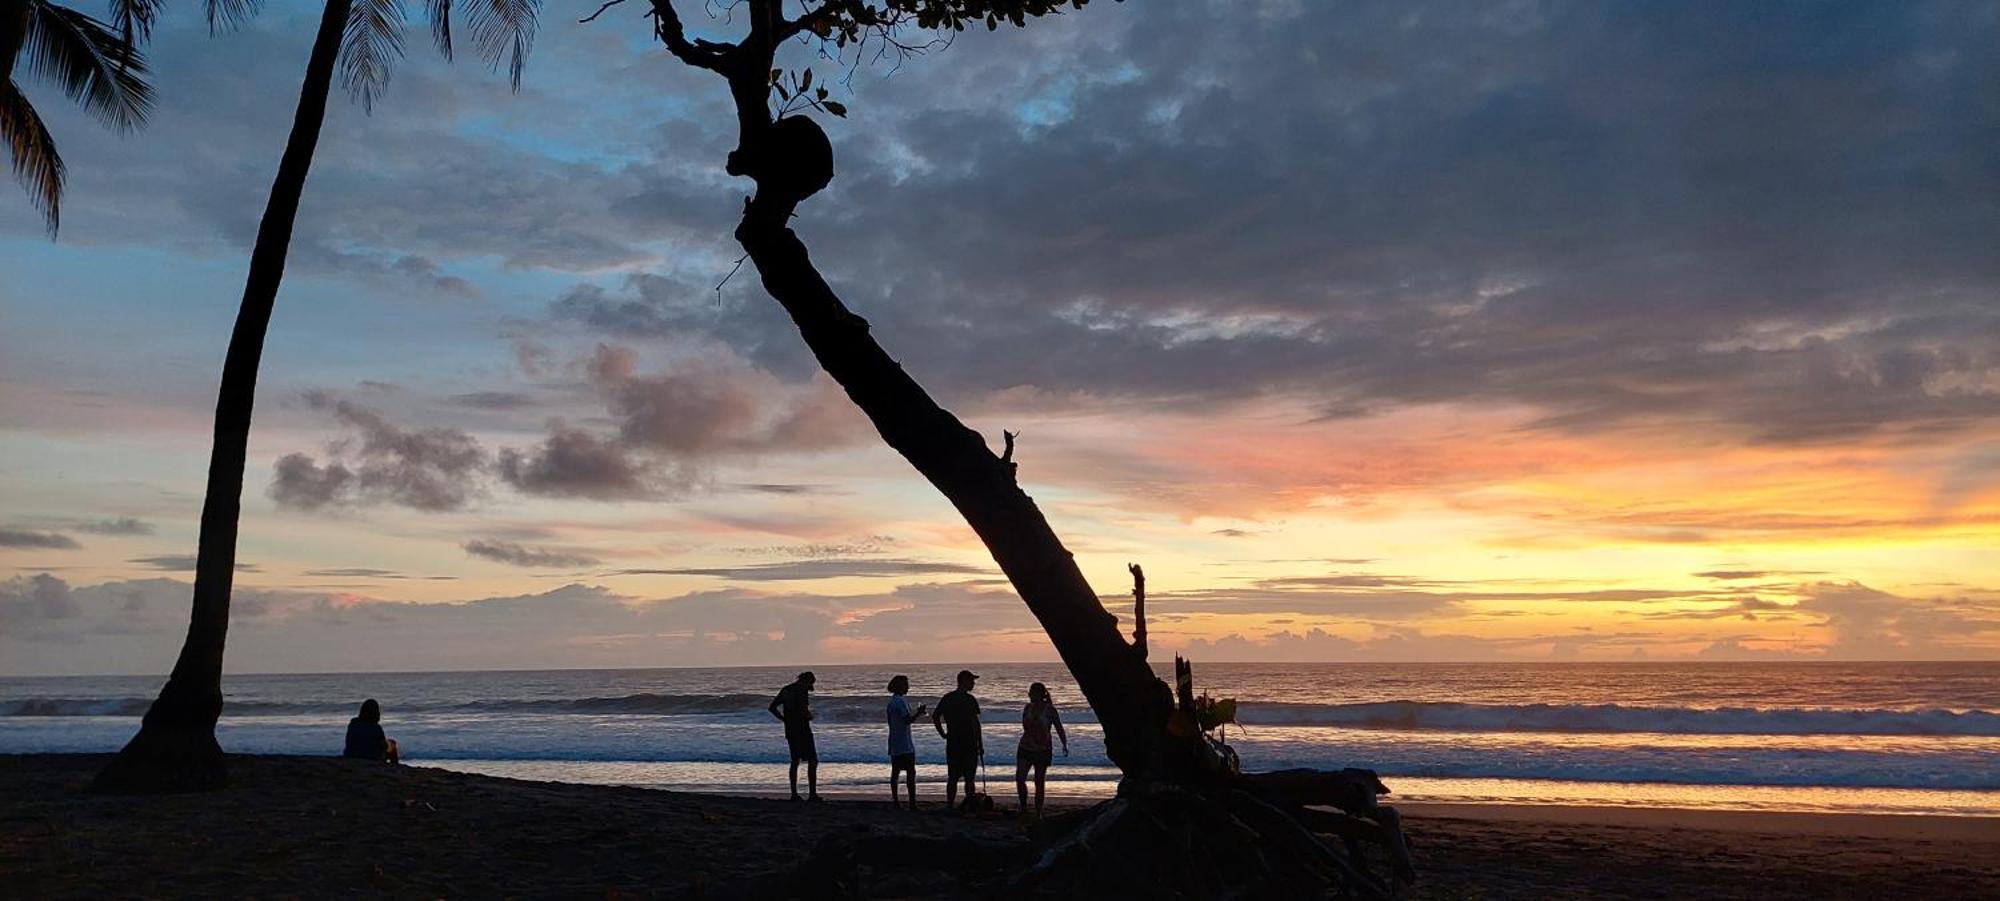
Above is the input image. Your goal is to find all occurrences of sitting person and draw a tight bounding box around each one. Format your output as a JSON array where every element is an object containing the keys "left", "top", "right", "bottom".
[{"left": 343, "top": 698, "right": 400, "bottom": 763}]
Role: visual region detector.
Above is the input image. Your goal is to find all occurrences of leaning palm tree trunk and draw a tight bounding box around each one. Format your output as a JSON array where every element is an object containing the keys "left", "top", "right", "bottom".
[{"left": 95, "top": 0, "right": 352, "bottom": 792}]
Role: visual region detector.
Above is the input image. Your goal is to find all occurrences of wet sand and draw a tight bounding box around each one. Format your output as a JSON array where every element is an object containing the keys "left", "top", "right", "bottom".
[{"left": 4, "top": 754, "right": 1995, "bottom": 899}]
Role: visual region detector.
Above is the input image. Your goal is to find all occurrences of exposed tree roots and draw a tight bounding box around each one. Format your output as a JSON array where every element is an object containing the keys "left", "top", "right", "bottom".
[
  {"left": 90, "top": 718, "right": 226, "bottom": 794},
  {"left": 765, "top": 777, "right": 1408, "bottom": 900}
]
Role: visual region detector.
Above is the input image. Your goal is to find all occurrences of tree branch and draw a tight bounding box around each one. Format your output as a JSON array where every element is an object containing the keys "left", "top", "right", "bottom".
[
  {"left": 579, "top": 0, "right": 626, "bottom": 24},
  {"left": 775, "top": 0, "right": 843, "bottom": 42},
  {"left": 645, "top": 0, "right": 733, "bottom": 71},
  {"left": 1129, "top": 562, "right": 1146, "bottom": 659}
]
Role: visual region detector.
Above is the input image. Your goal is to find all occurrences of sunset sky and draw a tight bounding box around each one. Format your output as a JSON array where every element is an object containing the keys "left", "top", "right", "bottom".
[{"left": 3, "top": 1, "right": 1997, "bottom": 674}]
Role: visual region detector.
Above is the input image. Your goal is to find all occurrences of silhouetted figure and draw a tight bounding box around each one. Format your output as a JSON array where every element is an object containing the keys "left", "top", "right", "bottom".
[
  {"left": 932, "top": 669, "right": 982, "bottom": 812},
  {"left": 770, "top": 671, "right": 820, "bottom": 801},
  {"left": 1015, "top": 681, "right": 1068, "bottom": 818},
  {"left": 885, "top": 675, "right": 927, "bottom": 809},
  {"left": 343, "top": 698, "right": 399, "bottom": 763}
]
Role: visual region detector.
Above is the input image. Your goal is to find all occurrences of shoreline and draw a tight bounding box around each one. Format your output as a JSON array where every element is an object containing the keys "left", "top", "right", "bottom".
[
  {"left": 556, "top": 782, "right": 2000, "bottom": 837},
  {"left": 6, "top": 753, "right": 1997, "bottom": 898},
  {"left": 413, "top": 758, "right": 2000, "bottom": 818},
  {"left": 1394, "top": 801, "right": 2000, "bottom": 842}
]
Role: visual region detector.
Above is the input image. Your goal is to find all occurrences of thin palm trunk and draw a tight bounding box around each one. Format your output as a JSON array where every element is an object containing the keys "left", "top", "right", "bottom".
[{"left": 95, "top": 0, "right": 352, "bottom": 792}]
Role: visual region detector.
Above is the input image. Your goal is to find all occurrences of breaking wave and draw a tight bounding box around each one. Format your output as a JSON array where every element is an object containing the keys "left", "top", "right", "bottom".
[{"left": 9, "top": 693, "right": 1995, "bottom": 737}]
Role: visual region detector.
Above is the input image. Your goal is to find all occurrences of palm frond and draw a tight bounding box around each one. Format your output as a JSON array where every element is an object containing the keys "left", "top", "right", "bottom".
[
  {"left": 341, "top": 0, "right": 407, "bottom": 114},
  {"left": 22, "top": 3, "right": 153, "bottom": 131},
  {"left": 434, "top": 0, "right": 538, "bottom": 91},
  {"left": 1, "top": 77, "right": 66, "bottom": 234},
  {"left": 106, "top": 0, "right": 162, "bottom": 46},
  {"left": 2, "top": 7, "right": 25, "bottom": 81},
  {"left": 423, "top": 0, "right": 451, "bottom": 60},
  {"left": 203, "top": 0, "right": 263, "bottom": 34}
]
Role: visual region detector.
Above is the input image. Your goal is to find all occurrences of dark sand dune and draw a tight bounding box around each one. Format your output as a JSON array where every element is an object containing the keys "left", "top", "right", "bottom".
[{"left": 3, "top": 755, "right": 1995, "bottom": 899}]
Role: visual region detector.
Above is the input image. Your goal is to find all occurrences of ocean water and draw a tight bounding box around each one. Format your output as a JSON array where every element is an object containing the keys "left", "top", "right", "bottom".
[{"left": 3, "top": 662, "right": 1997, "bottom": 816}]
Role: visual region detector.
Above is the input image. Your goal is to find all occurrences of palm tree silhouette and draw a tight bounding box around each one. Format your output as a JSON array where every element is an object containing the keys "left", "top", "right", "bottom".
[
  {"left": 1, "top": 0, "right": 154, "bottom": 234},
  {"left": 93, "top": 0, "right": 538, "bottom": 792}
]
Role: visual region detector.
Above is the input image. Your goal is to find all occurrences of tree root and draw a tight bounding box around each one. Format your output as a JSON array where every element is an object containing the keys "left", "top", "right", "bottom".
[
  {"left": 1001, "top": 780, "right": 1398, "bottom": 900},
  {"left": 91, "top": 719, "right": 226, "bottom": 794}
]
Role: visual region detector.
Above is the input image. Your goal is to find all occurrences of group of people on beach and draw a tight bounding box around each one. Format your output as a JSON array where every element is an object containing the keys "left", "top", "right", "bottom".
[
  {"left": 336, "top": 671, "right": 1073, "bottom": 817},
  {"left": 770, "top": 669, "right": 1069, "bottom": 816}
]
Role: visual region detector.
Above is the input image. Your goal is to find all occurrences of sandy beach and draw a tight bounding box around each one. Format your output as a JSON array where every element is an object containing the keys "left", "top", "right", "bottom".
[{"left": 4, "top": 754, "right": 1995, "bottom": 899}]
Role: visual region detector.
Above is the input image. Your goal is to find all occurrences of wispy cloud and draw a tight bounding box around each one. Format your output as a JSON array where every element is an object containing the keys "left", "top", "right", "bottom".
[
  {"left": 462, "top": 540, "right": 602, "bottom": 569},
  {"left": 0, "top": 529, "right": 80, "bottom": 550},
  {"left": 611, "top": 558, "right": 992, "bottom": 582}
]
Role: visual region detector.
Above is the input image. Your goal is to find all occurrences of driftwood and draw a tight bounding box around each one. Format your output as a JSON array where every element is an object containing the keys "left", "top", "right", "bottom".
[{"left": 1245, "top": 769, "right": 1418, "bottom": 887}]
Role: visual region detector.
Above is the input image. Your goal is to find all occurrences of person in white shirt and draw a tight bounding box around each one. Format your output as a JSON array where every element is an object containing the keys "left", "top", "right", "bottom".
[{"left": 885, "top": 674, "right": 928, "bottom": 809}]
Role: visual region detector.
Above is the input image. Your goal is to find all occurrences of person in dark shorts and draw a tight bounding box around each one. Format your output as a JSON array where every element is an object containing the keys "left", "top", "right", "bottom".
[
  {"left": 1014, "top": 681, "right": 1068, "bottom": 818},
  {"left": 769, "top": 671, "right": 820, "bottom": 801},
  {"left": 885, "top": 675, "right": 927, "bottom": 809},
  {"left": 931, "top": 669, "right": 982, "bottom": 812},
  {"left": 343, "top": 698, "right": 400, "bottom": 763}
]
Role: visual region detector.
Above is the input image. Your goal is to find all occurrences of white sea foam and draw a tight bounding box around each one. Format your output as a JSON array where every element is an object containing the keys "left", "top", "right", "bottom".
[{"left": 10, "top": 694, "right": 1995, "bottom": 738}]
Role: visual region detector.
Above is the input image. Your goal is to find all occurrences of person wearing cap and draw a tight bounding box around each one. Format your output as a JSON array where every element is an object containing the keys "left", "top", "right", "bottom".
[
  {"left": 769, "top": 671, "right": 820, "bottom": 801},
  {"left": 931, "top": 669, "right": 983, "bottom": 812}
]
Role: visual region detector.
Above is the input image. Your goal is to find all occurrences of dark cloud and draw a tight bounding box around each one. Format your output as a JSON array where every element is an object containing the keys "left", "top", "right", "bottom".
[
  {"left": 1797, "top": 581, "right": 2000, "bottom": 657},
  {"left": 1152, "top": 570, "right": 1732, "bottom": 621},
  {"left": 448, "top": 391, "right": 538, "bottom": 410},
  {"left": 612, "top": 558, "right": 991, "bottom": 582},
  {"left": 0, "top": 575, "right": 293, "bottom": 657},
  {"left": 301, "top": 568, "right": 454, "bottom": 580},
  {"left": 734, "top": 483, "right": 831, "bottom": 495},
  {"left": 1175, "top": 626, "right": 1647, "bottom": 663},
  {"left": 274, "top": 352, "right": 861, "bottom": 508},
  {"left": 496, "top": 421, "right": 677, "bottom": 501},
  {"left": 0, "top": 574, "right": 80, "bottom": 632},
  {"left": 583, "top": 344, "right": 864, "bottom": 456},
  {"left": 0, "top": 11, "right": 736, "bottom": 282},
  {"left": 74, "top": 518, "right": 155, "bottom": 536},
  {"left": 1696, "top": 570, "right": 1775, "bottom": 581},
  {"left": 462, "top": 540, "right": 602, "bottom": 569},
  {"left": 271, "top": 395, "right": 489, "bottom": 512},
  {"left": 725, "top": 538, "right": 901, "bottom": 558},
  {"left": 487, "top": 343, "right": 868, "bottom": 502},
  {"left": 1642, "top": 597, "right": 1796, "bottom": 622},
  {"left": 18, "top": 4, "right": 1999, "bottom": 454},
  {"left": 1694, "top": 637, "right": 1793, "bottom": 661},
  {"left": 0, "top": 529, "right": 80, "bottom": 550},
  {"left": 128, "top": 556, "right": 260, "bottom": 573},
  {"left": 269, "top": 453, "right": 355, "bottom": 511},
  {"left": 519, "top": 2, "right": 2000, "bottom": 450}
]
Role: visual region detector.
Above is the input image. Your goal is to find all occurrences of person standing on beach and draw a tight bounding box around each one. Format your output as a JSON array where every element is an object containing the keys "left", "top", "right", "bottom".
[
  {"left": 1015, "top": 682, "right": 1068, "bottom": 818},
  {"left": 769, "top": 672, "right": 820, "bottom": 801},
  {"left": 931, "top": 669, "right": 983, "bottom": 812},
  {"left": 885, "top": 675, "right": 927, "bottom": 809}
]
